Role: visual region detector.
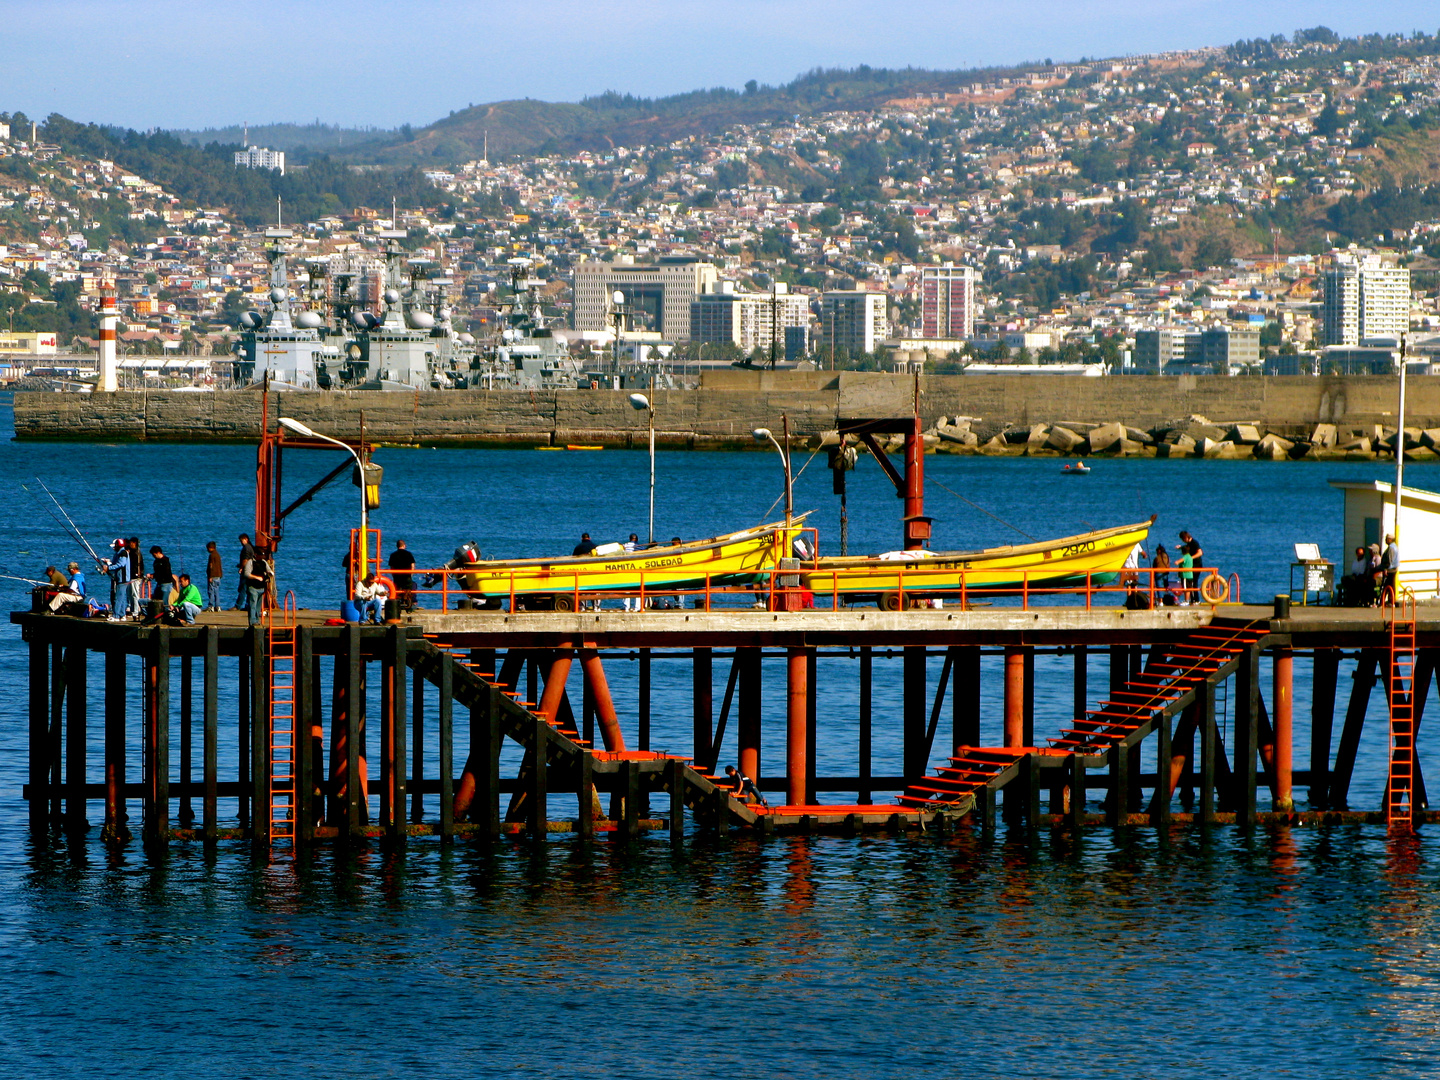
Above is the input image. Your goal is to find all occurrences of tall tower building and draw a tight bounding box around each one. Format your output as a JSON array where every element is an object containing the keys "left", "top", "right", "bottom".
[
  {"left": 1323, "top": 253, "right": 1410, "bottom": 346},
  {"left": 920, "top": 262, "right": 977, "bottom": 340}
]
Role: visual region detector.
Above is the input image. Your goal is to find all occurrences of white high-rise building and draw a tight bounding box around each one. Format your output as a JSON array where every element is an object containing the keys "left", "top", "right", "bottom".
[
  {"left": 572, "top": 258, "right": 719, "bottom": 341},
  {"left": 920, "top": 262, "right": 977, "bottom": 340},
  {"left": 691, "top": 282, "right": 809, "bottom": 357},
  {"left": 1323, "top": 253, "right": 1410, "bottom": 346},
  {"left": 820, "top": 291, "right": 888, "bottom": 358},
  {"left": 234, "top": 144, "right": 286, "bottom": 175}
]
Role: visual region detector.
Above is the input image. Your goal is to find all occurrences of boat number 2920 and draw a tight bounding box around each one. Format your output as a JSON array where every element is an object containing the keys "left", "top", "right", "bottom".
[{"left": 1060, "top": 540, "right": 1096, "bottom": 557}]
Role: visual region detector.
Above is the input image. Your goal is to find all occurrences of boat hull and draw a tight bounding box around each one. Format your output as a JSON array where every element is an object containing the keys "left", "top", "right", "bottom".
[
  {"left": 446, "top": 521, "right": 801, "bottom": 605},
  {"left": 808, "top": 520, "right": 1153, "bottom": 601}
]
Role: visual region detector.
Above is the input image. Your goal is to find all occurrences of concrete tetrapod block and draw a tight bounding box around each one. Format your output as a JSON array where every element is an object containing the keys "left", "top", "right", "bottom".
[
  {"left": 1253, "top": 433, "right": 1295, "bottom": 460},
  {"left": 1124, "top": 426, "right": 1155, "bottom": 445},
  {"left": 1228, "top": 424, "right": 1263, "bottom": 445},
  {"left": 1421, "top": 429, "right": 1440, "bottom": 452},
  {"left": 1087, "top": 421, "right": 1124, "bottom": 454},
  {"left": 1046, "top": 425, "right": 1085, "bottom": 453},
  {"left": 1311, "top": 423, "right": 1338, "bottom": 448}
]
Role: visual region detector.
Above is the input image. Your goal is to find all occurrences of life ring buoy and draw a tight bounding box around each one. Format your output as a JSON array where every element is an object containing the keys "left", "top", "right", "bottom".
[{"left": 1200, "top": 575, "right": 1228, "bottom": 604}]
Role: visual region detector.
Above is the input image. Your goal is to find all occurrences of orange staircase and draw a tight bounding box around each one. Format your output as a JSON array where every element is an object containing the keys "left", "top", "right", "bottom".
[
  {"left": 1385, "top": 590, "right": 1417, "bottom": 833},
  {"left": 265, "top": 593, "right": 299, "bottom": 843},
  {"left": 899, "top": 620, "right": 1267, "bottom": 812}
]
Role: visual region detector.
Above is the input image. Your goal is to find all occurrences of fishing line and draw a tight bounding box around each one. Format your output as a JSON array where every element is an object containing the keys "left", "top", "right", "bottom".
[{"left": 930, "top": 478, "right": 1037, "bottom": 542}]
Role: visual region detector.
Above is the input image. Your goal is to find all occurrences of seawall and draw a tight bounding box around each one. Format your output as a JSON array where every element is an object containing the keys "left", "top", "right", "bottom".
[{"left": 11, "top": 371, "right": 1431, "bottom": 447}]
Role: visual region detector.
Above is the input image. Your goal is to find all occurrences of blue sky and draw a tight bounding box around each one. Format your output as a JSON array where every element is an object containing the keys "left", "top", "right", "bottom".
[{"left": 3, "top": 0, "right": 1438, "bottom": 130}]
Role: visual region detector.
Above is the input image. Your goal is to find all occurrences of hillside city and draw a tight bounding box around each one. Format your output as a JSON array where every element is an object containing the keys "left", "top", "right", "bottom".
[{"left": 3, "top": 27, "right": 1440, "bottom": 383}]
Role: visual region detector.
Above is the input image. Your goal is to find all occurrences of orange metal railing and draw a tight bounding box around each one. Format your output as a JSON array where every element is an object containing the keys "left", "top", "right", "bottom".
[{"left": 388, "top": 562, "right": 1238, "bottom": 615}]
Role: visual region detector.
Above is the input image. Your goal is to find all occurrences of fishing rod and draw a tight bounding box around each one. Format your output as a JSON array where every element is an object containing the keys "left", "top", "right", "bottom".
[
  {"left": 0, "top": 565, "right": 50, "bottom": 586},
  {"left": 23, "top": 480, "right": 106, "bottom": 569}
]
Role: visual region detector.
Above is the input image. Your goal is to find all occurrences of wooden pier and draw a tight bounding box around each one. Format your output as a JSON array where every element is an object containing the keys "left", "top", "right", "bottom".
[{"left": 13, "top": 599, "right": 1432, "bottom": 846}]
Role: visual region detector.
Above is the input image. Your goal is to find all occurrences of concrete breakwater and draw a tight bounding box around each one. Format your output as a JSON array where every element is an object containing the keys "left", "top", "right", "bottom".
[{"left": 11, "top": 371, "right": 1436, "bottom": 459}]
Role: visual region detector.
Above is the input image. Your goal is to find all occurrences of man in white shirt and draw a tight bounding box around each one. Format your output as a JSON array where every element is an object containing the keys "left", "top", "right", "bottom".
[{"left": 354, "top": 574, "right": 389, "bottom": 624}]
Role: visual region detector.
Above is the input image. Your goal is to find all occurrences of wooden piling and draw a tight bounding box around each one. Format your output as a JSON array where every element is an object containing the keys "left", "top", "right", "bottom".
[
  {"left": 438, "top": 650, "right": 454, "bottom": 841},
  {"left": 738, "top": 646, "right": 761, "bottom": 784},
  {"left": 179, "top": 654, "right": 194, "bottom": 828},
  {"left": 65, "top": 645, "right": 86, "bottom": 837},
  {"left": 27, "top": 636, "right": 47, "bottom": 835},
  {"left": 859, "top": 646, "right": 872, "bottom": 804},
  {"left": 693, "top": 646, "right": 712, "bottom": 769},
  {"left": 1233, "top": 645, "right": 1260, "bottom": 827},
  {"left": 103, "top": 649, "right": 128, "bottom": 844},
  {"left": 203, "top": 628, "right": 217, "bottom": 842}
]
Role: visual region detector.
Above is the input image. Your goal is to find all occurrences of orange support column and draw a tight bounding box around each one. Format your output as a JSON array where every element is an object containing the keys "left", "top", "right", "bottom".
[
  {"left": 1004, "top": 647, "right": 1025, "bottom": 747},
  {"left": 1273, "top": 648, "right": 1293, "bottom": 811},
  {"left": 537, "top": 649, "right": 574, "bottom": 723},
  {"left": 786, "top": 648, "right": 807, "bottom": 807},
  {"left": 579, "top": 649, "right": 627, "bottom": 752}
]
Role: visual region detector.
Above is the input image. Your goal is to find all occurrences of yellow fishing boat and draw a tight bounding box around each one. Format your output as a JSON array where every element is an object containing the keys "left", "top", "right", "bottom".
[
  {"left": 444, "top": 519, "right": 807, "bottom": 610},
  {"left": 807, "top": 517, "right": 1154, "bottom": 609}
]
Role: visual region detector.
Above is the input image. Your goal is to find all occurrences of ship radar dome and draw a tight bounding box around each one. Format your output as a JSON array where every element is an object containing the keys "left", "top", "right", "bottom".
[
  {"left": 384, "top": 288, "right": 401, "bottom": 306},
  {"left": 270, "top": 288, "right": 287, "bottom": 305},
  {"left": 295, "top": 311, "right": 323, "bottom": 329},
  {"left": 239, "top": 311, "right": 263, "bottom": 329}
]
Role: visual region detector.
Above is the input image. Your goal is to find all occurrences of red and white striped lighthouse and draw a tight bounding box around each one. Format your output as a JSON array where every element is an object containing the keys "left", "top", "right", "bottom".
[{"left": 98, "top": 287, "right": 118, "bottom": 392}]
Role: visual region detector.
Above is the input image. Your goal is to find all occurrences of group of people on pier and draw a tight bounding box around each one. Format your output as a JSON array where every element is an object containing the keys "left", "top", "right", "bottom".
[
  {"left": 1340, "top": 533, "right": 1400, "bottom": 606},
  {"left": 1120, "top": 529, "right": 1208, "bottom": 609},
  {"left": 41, "top": 533, "right": 273, "bottom": 626}
]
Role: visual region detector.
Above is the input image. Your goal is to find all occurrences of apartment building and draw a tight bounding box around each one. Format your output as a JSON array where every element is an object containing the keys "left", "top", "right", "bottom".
[
  {"left": 1322, "top": 253, "right": 1410, "bottom": 346},
  {"left": 820, "top": 290, "right": 888, "bottom": 358},
  {"left": 919, "top": 262, "right": 977, "bottom": 340}
]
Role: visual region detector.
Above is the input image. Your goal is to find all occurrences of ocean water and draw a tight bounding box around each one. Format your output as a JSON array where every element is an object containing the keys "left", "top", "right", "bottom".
[{"left": 0, "top": 394, "right": 1437, "bottom": 1078}]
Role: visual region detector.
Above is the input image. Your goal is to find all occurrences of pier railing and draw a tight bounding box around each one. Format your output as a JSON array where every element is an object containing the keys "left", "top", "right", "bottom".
[{"left": 383, "top": 564, "right": 1238, "bottom": 614}]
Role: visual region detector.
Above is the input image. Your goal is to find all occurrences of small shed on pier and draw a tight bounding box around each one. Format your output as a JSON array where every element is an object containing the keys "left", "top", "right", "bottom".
[{"left": 1328, "top": 479, "right": 1440, "bottom": 598}]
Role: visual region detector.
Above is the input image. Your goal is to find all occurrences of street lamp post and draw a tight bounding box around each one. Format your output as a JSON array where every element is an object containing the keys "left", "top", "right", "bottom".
[
  {"left": 629, "top": 393, "right": 655, "bottom": 545},
  {"left": 753, "top": 415, "right": 792, "bottom": 526},
  {"left": 279, "top": 416, "right": 369, "bottom": 581}
]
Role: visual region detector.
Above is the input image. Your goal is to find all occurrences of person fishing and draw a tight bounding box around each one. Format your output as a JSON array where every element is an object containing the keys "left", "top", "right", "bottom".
[
  {"left": 106, "top": 538, "right": 132, "bottom": 620},
  {"left": 47, "top": 562, "right": 86, "bottom": 613}
]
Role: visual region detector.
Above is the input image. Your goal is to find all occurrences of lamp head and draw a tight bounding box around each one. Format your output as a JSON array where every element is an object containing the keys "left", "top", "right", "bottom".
[
  {"left": 752, "top": 428, "right": 771, "bottom": 443},
  {"left": 612, "top": 290, "right": 626, "bottom": 306},
  {"left": 628, "top": 393, "right": 651, "bottom": 411},
  {"left": 279, "top": 417, "right": 316, "bottom": 437}
]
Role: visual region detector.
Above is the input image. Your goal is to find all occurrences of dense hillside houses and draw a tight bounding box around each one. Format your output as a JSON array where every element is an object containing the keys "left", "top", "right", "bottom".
[{"left": 3, "top": 28, "right": 1440, "bottom": 377}]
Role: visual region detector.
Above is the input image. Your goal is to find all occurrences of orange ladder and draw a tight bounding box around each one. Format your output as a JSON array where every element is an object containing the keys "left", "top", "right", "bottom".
[
  {"left": 266, "top": 592, "right": 299, "bottom": 843},
  {"left": 1385, "top": 589, "right": 1417, "bottom": 833}
]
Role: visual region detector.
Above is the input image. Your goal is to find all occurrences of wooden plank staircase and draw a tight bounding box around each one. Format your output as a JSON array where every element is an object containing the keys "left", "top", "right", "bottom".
[
  {"left": 411, "top": 635, "right": 760, "bottom": 829},
  {"left": 1385, "top": 590, "right": 1417, "bottom": 833},
  {"left": 899, "top": 619, "right": 1269, "bottom": 814},
  {"left": 265, "top": 593, "right": 299, "bottom": 843}
]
